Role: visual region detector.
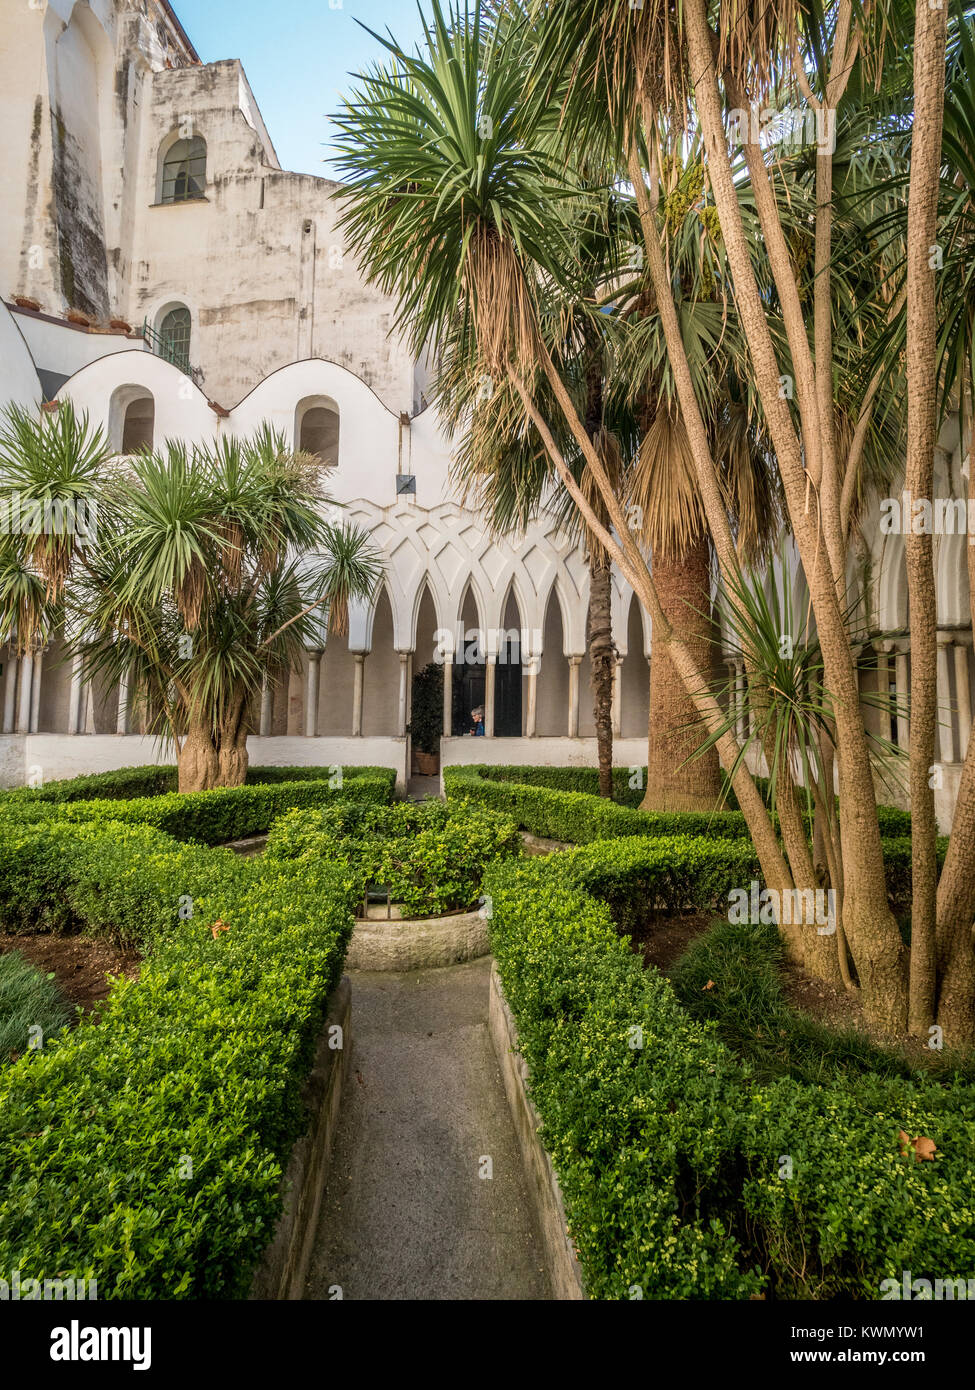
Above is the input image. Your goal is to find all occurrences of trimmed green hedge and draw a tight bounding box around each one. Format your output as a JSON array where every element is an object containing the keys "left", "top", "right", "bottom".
[
  {"left": 446, "top": 765, "right": 917, "bottom": 901},
  {"left": 0, "top": 814, "right": 359, "bottom": 1297},
  {"left": 0, "top": 767, "right": 396, "bottom": 847},
  {"left": 484, "top": 840, "right": 975, "bottom": 1299},
  {"left": 265, "top": 799, "right": 520, "bottom": 916},
  {"left": 0, "top": 763, "right": 394, "bottom": 805},
  {"left": 445, "top": 764, "right": 754, "bottom": 842}
]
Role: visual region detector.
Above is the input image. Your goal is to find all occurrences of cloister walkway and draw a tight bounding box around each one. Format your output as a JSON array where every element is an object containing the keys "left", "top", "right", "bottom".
[{"left": 304, "top": 957, "right": 551, "bottom": 1301}]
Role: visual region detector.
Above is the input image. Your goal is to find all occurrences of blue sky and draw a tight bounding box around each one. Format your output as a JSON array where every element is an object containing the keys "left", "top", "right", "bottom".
[{"left": 173, "top": 0, "right": 431, "bottom": 178}]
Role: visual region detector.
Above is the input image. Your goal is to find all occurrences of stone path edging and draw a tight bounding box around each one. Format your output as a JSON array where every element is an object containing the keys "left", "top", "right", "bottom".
[
  {"left": 346, "top": 907, "right": 489, "bottom": 971},
  {"left": 250, "top": 976, "right": 351, "bottom": 1300},
  {"left": 487, "top": 962, "right": 587, "bottom": 1300}
]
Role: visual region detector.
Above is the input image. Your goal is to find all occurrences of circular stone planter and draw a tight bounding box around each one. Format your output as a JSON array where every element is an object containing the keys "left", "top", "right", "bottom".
[{"left": 346, "top": 907, "right": 489, "bottom": 971}]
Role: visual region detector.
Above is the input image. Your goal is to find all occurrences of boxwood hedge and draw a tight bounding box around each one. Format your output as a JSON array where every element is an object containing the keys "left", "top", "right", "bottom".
[
  {"left": 0, "top": 812, "right": 361, "bottom": 1297},
  {"left": 0, "top": 767, "right": 396, "bottom": 845},
  {"left": 265, "top": 799, "right": 521, "bottom": 916},
  {"left": 484, "top": 839, "right": 975, "bottom": 1300},
  {"left": 0, "top": 762, "right": 395, "bottom": 806},
  {"left": 446, "top": 763, "right": 913, "bottom": 843}
]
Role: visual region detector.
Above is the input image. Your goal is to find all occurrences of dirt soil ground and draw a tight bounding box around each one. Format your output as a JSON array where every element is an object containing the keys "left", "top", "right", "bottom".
[
  {"left": 627, "top": 911, "right": 715, "bottom": 973},
  {"left": 0, "top": 934, "right": 141, "bottom": 1015}
]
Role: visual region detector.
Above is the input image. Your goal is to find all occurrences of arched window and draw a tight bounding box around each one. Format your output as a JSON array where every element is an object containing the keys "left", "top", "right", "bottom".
[
  {"left": 158, "top": 307, "right": 192, "bottom": 372},
  {"left": 295, "top": 397, "right": 340, "bottom": 467},
  {"left": 160, "top": 136, "right": 207, "bottom": 204},
  {"left": 109, "top": 385, "right": 156, "bottom": 455},
  {"left": 121, "top": 395, "right": 154, "bottom": 454}
]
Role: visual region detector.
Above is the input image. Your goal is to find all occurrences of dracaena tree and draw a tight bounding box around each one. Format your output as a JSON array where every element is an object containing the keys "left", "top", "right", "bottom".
[
  {"left": 522, "top": 0, "right": 962, "bottom": 1039},
  {"left": 334, "top": 0, "right": 973, "bottom": 1041},
  {"left": 0, "top": 405, "right": 381, "bottom": 792}
]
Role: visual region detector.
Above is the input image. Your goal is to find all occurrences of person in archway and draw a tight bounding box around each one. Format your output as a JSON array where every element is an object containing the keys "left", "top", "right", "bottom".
[{"left": 469, "top": 705, "right": 485, "bottom": 736}]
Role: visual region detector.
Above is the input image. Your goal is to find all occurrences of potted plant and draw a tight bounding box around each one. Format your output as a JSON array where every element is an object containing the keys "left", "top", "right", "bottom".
[{"left": 408, "top": 661, "right": 443, "bottom": 775}]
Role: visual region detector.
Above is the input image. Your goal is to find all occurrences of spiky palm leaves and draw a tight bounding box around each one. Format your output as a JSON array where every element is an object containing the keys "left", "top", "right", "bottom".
[
  {"left": 0, "top": 405, "right": 382, "bottom": 783},
  {"left": 0, "top": 402, "right": 106, "bottom": 634}
]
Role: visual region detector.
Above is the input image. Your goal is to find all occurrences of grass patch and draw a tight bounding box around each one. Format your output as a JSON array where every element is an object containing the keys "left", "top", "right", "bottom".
[
  {"left": 0, "top": 951, "right": 70, "bottom": 1065},
  {"left": 668, "top": 919, "right": 975, "bottom": 1086}
]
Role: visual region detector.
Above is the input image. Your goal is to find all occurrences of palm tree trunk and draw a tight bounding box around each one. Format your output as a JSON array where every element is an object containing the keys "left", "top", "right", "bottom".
[
  {"left": 216, "top": 694, "right": 249, "bottom": 788},
  {"left": 904, "top": 0, "right": 949, "bottom": 1035},
  {"left": 178, "top": 712, "right": 219, "bottom": 793},
  {"left": 642, "top": 535, "right": 721, "bottom": 812},
  {"left": 588, "top": 545, "right": 614, "bottom": 798}
]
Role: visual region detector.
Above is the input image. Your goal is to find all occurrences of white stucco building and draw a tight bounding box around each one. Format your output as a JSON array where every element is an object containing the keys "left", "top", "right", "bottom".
[{"left": 0, "top": 1, "right": 971, "bottom": 822}]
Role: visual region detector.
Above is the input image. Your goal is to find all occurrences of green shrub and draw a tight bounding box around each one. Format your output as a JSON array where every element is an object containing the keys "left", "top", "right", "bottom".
[
  {"left": 266, "top": 798, "right": 520, "bottom": 916},
  {"left": 446, "top": 765, "right": 919, "bottom": 902},
  {"left": 444, "top": 765, "right": 754, "bottom": 842},
  {"left": 0, "top": 763, "right": 395, "bottom": 806},
  {"left": 57, "top": 772, "right": 395, "bottom": 845},
  {"left": 0, "top": 828, "right": 358, "bottom": 1298},
  {"left": 484, "top": 840, "right": 975, "bottom": 1299},
  {"left": 0, "top": 953, "right": 70, "bottom": 1065}
]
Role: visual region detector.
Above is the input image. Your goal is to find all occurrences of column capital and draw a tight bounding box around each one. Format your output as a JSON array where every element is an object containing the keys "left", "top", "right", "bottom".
[{"left": 936, "top": 630, "right": 956, "bottom": 649}]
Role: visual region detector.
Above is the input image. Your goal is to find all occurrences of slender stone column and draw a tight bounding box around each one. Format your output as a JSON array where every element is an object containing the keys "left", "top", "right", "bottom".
[
  {"left": 894, "top": 644, "right": 910, "bottom": 752},
  {"left": 84, "top": 678, "right": 96, "bottom": 734},
  {"left": 15, "top": 652, "right": 33, "bottom": 734},
  {"left": 442, "top": 655, "right": 453, "bottom": 737},
  {"left": 611, "top": 654, "right": 623, "bottom": 737},
  {"left": 305, "top": 650, "right": 323, "bottom": 737},
  {"left": 936, "top": 632, "right": 956, "bottom": 764},
  {"left": 876, "top": 643, "right": 893, "bottom": 746},
  {"left": 525, "top": 653, "right": 538, "bottom": 738},
  {"left": 3, "top": 652, "right": 18, "bottom": 734},
  {"left": 484, "top": 655, "right": 497, "bottom": 738},
  {"left": 954, "top": 638, "right": 972, "bottom": 763},
  {"left": 29, "top": 647, "right": 45, "bottom": 734},
  {"left": 67, "top": 653, "right": 84, "bottom": 735},
  {"left": 396, "top": 650, "right": 411, "bottom": 737},
  {"left": 116, "top": 668, "right": 130, "bottom": 736},
  {"left": 734, "top": 659, "right": 747, "bottom": 743},
  {"left": 352, "top": 652, "right": 365, "bottom": 737},
  {"left": 567, "top": 655, "right": 582, "bottom": 738},
  {"left": 259, "top": 678, "right": 272, "bottom": 736}
]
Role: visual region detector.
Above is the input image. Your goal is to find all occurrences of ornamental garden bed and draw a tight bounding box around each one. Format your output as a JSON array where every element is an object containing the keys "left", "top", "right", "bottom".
[
  {"left": 483, "top": 826, "right": 975, "bottom": 1300},
  {"left": 0, "top": 766, "right": 396, "bottom": 1298}
]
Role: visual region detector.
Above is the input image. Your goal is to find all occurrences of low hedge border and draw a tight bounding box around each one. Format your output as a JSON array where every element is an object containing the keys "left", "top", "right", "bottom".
[
  {"left": 484, "top": 840, "right": 975, "bottom": 1299},
  {"left": 446, "top": 765, "right": 919, "bottom": 901},
  {"left": 0, "top": 767, "right": 397, "bottom": 846},
  {"left": 264, "top": 799, "right": 520, "bottom": 917},
  {"left": 0, "top": 814, "right": 361, "bottom": 1297},
  {"left": 0, "top": 763, "right": 395, "bottom": 805},
  {"left": 446, "top": 764, "right": 913, "bottom": 843},
  {"left": 445, "top": 764, "right": 753, "bottom": 842}
]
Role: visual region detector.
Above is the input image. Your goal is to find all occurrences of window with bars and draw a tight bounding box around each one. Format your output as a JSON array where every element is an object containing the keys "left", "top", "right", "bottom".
[
  {"left": 161, "top": 136, "right": 207, "bottom": 204},
  {"left": 159, "top": 307, "right": 192, "bottom": 372}
]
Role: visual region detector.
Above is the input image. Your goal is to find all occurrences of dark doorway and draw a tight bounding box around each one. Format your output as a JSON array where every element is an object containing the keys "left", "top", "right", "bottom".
[
  {"left": 452, "top": 661, "right": 485, "bottom": 736},
  {"left": 494, "top": 651, "right": 522, "bottom": 736}
]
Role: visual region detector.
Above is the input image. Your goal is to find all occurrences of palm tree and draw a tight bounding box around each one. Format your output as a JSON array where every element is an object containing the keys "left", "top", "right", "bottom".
[
  {"left": 333, "top": 2, "right": 784, "bottom": 835},
  {"left": 436, "top": 193, "right": 629, "bottom": 798},
  {"left": 0, "top": 407, "right": 381, "bottom": 791}
]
